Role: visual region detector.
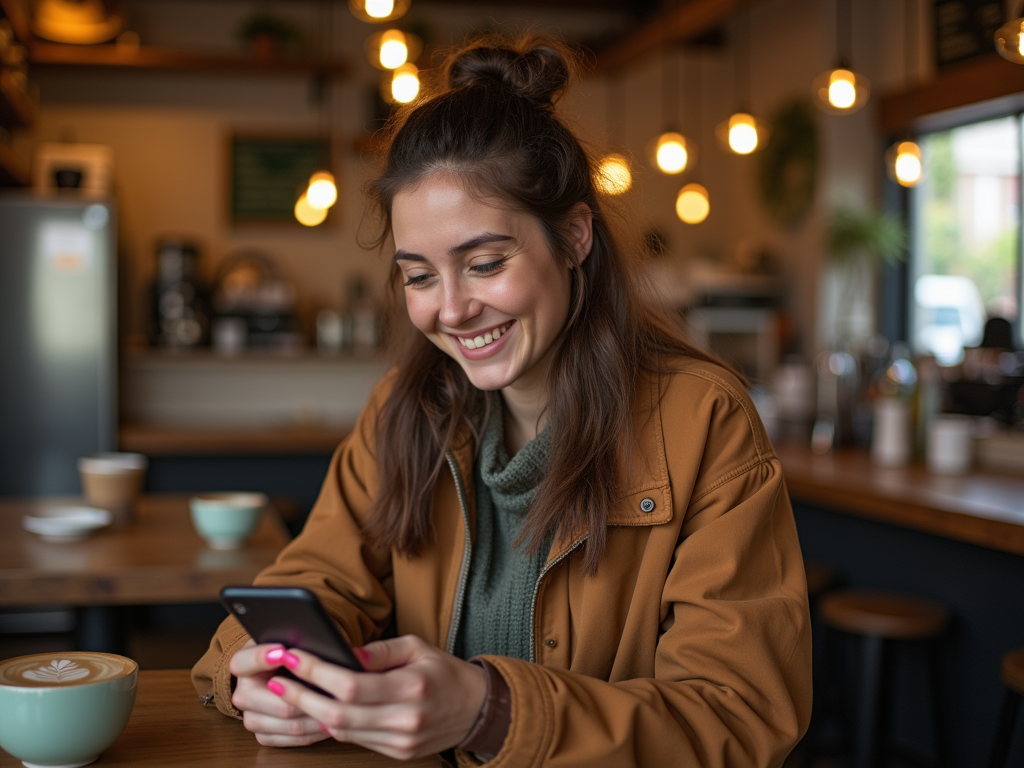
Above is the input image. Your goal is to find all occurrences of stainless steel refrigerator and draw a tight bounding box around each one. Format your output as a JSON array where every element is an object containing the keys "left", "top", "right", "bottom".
[{"left": 0, "top": 194, "right": 117, "bottom": 496}]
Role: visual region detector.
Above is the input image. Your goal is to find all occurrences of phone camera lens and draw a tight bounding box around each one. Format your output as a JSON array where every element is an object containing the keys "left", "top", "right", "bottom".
[{"left": 233, "top": 603, "right": 247, "bottom": 614}]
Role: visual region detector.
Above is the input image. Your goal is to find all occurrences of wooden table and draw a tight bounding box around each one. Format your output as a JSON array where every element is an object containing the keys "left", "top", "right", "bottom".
[
  {"left": 0, "top": 669, "right": 442, "bottom": 767},
  {"left": 0, "top": 495, "right": 291, "bottom": 606},
  {"left": 0, "top": 495, "right": 291, "bottom": 652},
  {"left": 775, "top": 443, "right": 1024, "bottom": 556}
]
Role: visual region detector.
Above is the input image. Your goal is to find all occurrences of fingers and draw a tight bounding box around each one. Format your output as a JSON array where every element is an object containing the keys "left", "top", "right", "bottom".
[
  {"left": 241, "top": 708, "right": 328, "bottom": 747},
  {"left": 231, "top": 673, "right": 306, "bottom": 720},
  {"left": 283, "top": 646, "right": 429, "bottom": 705},
  {"left": 229, "top": 641, "right": 289, "bottom": 678},
  {"left": 358, "top": 635, "right": 427, "bottom": 673}
]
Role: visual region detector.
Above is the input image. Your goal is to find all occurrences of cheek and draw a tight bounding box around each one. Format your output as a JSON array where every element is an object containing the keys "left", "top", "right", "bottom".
[{"left": 404, "top": 291, "right": 436, "bottom": 336}]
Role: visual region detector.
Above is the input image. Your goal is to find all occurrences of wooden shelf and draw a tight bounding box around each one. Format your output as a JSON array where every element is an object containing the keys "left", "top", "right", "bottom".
[
  {"left": 119, "top": 423, "right": 351, "bottom": 456},
  {"left": 28, "top": 41, "right": 351, "bottom": 77},
  {"left": 879, "top": 53, "right": 1024, "bottom": 135},
  {"left": 0, "top": 142, "right": 29, "bottom": 186},
  {"left": 0, "top": 0, "right": 31, "bottom": 44},
  {"left": 0, "top": 68, "right": 35, "bottom": 128}
]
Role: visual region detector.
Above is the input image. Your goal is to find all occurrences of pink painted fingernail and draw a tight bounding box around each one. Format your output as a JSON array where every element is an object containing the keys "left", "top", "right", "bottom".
[
  {"left": 353, "top": 647, "right": 369, "bottom": 664},
  {"left": 267, "top": 679, "right": 285, "bottom": 696},
  {"left": 319, "top": 723, "right": 330, "bottom": 733},
  {"left": 282, "top": 652, "right": 300, "bottom": 671},
  {"left": 265, "top": 647, "right": 285, "bottom": 664}
]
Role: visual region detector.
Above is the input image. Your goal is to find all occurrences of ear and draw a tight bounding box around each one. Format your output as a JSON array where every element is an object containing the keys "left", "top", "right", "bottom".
[{"left": 566, "top": 203, "right": 593, "bottom": 264}]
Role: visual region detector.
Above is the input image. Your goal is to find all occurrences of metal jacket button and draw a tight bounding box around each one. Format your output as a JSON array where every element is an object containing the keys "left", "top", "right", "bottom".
[
  {"left": 640, "top": 498, "right": 656, "bottom": 513},
  {"left": 544, "top": 638, "right": 557, "bottom": 648}
]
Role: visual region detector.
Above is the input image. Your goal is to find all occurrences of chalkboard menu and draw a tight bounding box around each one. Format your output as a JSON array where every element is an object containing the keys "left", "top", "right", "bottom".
[
  {"left": 933, "top": 0, "right": 1004, "bottom": 68},
  {"left": 229, "top": 136, "right": 330, "bottom": 224}
]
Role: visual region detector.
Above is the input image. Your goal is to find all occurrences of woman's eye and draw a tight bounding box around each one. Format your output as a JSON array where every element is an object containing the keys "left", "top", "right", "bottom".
[
  {"left": 472, "top": 258, "right": 506, "bottom": 275},
  {"left": 403, "top": 273, "right": 433, "bottom": 287}
]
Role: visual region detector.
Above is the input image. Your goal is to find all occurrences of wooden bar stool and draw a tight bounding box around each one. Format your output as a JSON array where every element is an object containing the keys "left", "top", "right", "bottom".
[
  {"left": 988, "top": 648, "right": 1024, "bottom": 768},
  {"left": 818, "top": 589, "right": 950, "bottom": 768}
]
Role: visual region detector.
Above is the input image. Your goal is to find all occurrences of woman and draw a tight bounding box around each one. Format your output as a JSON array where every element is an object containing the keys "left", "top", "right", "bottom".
[{"left": 193, "top": 34, "right": 812, "bottom": 767}]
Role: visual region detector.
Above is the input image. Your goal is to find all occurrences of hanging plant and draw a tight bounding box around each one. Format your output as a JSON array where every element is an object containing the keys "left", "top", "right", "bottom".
[
  {"left": 757, "top": 99, "right": 819, "bottom": 228},
  {"left": 828, "top": 206, "right": 907, "bottom": 266}
]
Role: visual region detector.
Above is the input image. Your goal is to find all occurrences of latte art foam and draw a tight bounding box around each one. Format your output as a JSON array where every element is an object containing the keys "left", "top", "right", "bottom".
[{"left": 0, "top": 652, "right": 136, "bottom": 688}]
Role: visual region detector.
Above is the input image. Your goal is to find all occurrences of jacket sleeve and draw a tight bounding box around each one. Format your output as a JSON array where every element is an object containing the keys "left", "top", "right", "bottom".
[
  {"left": 191, "top": 374, "right": 397, "bottom": 717},
  {"left": 473, "top": 373, "right": 812, "bottom": 767}
]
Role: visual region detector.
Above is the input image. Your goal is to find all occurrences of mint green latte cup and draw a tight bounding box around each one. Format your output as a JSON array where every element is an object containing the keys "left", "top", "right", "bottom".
[{"left": 0, "top": 652, "right": 137, "bottom": 768}]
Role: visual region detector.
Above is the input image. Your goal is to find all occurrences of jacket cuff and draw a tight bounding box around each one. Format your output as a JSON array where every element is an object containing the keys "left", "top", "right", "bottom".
[
  {"left": 209, "top": 626, "right": 251, "bottom": 719},
  {"left": 457, "top": 658, "right": 512, "bottom": 761}
]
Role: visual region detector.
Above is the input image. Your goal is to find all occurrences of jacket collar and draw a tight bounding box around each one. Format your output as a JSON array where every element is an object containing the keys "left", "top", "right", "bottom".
[{"left": 447, "top": 371, "right": 672, "bottom": 543}]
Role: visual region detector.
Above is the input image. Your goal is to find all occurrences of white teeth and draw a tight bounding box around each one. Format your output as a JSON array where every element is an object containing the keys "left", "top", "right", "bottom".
[{"left": 456, "top": 322, "right": 510, "bottom": 351}]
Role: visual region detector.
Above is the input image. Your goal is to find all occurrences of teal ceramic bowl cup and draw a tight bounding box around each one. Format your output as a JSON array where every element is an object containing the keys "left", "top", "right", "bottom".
[
  {"left": 189, "top": 492, "right": 267, "bottom": 550},
  {"left": 0, "top": 651, "right": 137, "bottom": 768}
]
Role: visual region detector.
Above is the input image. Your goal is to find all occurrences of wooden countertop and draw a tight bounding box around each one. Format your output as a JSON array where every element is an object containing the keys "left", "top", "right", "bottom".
[
  {"left": 119, "top": 423, "right": 351, "bottom": 456},
  {"left": 775, "top": 443, "right": 1024, "bottom": 556}
]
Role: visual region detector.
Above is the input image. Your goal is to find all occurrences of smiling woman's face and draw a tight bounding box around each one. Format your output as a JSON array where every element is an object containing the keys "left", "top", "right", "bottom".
[{"left": 392, "top": 174, "right": 587, "bottom": 396}]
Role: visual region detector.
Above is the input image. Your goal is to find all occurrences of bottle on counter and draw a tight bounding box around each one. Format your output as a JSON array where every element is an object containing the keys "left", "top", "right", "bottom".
[{"left": 870, "top": 341, "right": 917, "bottom": 466}]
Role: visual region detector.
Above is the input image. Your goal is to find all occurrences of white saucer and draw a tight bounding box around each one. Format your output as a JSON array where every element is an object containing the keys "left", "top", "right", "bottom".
[{"left": 22, "top": 507, "right": 113, "bottom": 542}]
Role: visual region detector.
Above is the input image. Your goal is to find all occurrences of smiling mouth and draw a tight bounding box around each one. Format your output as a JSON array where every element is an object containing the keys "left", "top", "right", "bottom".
[{"left": 454, "top": 321, "right": 513, "bottom": 350}]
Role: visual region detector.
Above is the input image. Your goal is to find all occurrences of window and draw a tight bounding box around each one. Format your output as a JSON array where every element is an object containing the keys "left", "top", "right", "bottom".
[{"left": 910, "top": 115, "right": 1022, "bottom": 363}]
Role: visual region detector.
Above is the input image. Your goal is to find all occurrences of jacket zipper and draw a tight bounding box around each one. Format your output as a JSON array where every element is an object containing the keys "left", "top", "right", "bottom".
[
  {"left": 528, "top": 533, "right": 588, "bottom": 663},
  {"left": 445, "top": 450, "right": 473, "bottom": 655}
]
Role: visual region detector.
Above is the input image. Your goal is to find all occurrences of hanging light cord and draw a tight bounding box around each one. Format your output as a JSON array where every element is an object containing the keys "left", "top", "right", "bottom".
[
  {"left": 837, "top": 0, "right": 852, "bottom": 67},
  {"left": 692, "top": 50, "right": 702, "bottom": 183},
  {"left": 904, "top": 0, "right": 918, "bottom": 129},
  {"left": 662, "top": 45, "right": 680, "bottom": 130},
  {"left": 609, "top": 74, "right": 624, "bottom": 149},
  {"left": 735, "top": 3, "right": 752, "bottom": 112}
]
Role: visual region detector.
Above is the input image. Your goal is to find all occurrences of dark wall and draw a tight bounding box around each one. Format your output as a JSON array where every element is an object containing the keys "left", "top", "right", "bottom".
[{"left": 795, "top": 502, "right": 1024, "bottom": 766}]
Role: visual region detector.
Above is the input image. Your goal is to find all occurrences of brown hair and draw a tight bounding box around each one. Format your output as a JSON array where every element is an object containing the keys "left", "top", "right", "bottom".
[{"left": 364, "top": 34, "right": 720, "bottom": 574}]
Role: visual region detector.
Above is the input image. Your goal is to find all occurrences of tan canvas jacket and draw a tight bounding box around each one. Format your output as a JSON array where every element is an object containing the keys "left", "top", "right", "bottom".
[{"left": 192, "top": 357, "right": 812, "bottom": 767}]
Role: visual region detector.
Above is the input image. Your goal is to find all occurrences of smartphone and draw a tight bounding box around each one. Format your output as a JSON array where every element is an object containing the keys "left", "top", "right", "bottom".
[{"left": 220, "top": 585, "right": 365, "bottom": 675}]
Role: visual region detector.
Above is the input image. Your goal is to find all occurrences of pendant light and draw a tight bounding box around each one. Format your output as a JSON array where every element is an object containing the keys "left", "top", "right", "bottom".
[
  {"left": 348, "top": 0, "right": 409, "bottom": 23},
  {"left": 677, "top": 51, "right": 709, "bottom": 224},
  {"left": 886, "top": 0, "right": 922, "bottom": 188},
  {"left": 365, "top": 28, "right": 422, "bottom": 70},
  {"left": 716, "top": 4, "right": 769, "bottom": 155},
  {"left": 298, "top": 1, "right": 337, "bottom": 225},
  {"left": 596, "top": 76, "right": 633, "bottom": 195},
  {"left": 648, "top": 46, "right": 694, "bottom": 175},
  {"left": 995, "top": 17, "right": 1024, "bottom": 63},
  {"left": 812, "top": 0, "right": 870, "bottom": 114}
]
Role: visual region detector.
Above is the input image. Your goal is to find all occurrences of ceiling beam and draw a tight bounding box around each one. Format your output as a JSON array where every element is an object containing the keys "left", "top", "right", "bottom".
[{"left": 594, "top": 0, "right": 755, "bottom": 73}]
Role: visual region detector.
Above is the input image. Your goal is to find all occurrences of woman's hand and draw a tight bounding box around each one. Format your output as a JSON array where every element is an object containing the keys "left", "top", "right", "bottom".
[
  {"left": 265, "top": 635, "right": 488, "bottom": 761},
  {"left": 229, "top": 639, "right": 331, "bottom": 747}
]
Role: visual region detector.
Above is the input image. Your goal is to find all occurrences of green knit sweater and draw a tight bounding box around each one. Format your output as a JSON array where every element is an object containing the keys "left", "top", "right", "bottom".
[{"left": 456, "top": 398, "right": 552, "bottom": 662}]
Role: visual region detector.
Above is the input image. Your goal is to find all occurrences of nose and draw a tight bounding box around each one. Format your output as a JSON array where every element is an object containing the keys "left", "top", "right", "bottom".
[{"left": 438, "top": 275, "right": 481, "bottom": 330}]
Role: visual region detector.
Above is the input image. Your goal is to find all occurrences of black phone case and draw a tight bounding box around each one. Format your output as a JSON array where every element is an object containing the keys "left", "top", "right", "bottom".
[{"left": 220, "top": 586, "right": 364, "bottom": 673}]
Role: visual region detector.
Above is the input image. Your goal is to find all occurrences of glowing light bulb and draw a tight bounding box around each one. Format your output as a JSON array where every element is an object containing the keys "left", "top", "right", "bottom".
[
  {"left": 676, "top": 183, "right": 709, "bottom": 224},
  {"left": 378, "top": 29, "right": 408, "bottom": 70},
  {"left": 893, "top": 141, "right": 922, "bottom": 187},
  {"left": 595, "top": 154, "right": 632, "bottom": 195},
  {"left": 365, "top": 0, "right": 395, "bottom": 19},
  {"left": 654, "top": 132, "right": 688, "bottom": 174},
  {"left": 391, "top": 64, "right": 419, "bottom": 103},
  {"left": 827, "top": 69, "right": 857, "bottom": 109},
  {"left": 295, "top": 193, "right": 328, "bottom": 226},
  {"left": 727, "top": 113, "right": 759, "bottom": 154},
  {"left": 307, "top": 171, "right": 337, "bottom": 210},
  {"left": 1018, "top": 20, "right": 1024, "bottom": 56}
]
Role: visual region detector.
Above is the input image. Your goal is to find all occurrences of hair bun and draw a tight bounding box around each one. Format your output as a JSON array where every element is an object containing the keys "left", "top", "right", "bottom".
[{"left": 446, "top": 38, "right": 571, "bottom": 107}]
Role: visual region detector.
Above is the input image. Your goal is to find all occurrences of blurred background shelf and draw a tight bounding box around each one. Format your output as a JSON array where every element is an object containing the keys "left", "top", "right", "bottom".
[{"left": 27, "top": 41, "right": 352, "bottom": 77}]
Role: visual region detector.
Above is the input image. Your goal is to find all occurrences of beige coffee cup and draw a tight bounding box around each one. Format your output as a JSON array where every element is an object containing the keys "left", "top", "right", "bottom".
[{"left": 78, "top": 453, "right": 148, "bottom": 525}]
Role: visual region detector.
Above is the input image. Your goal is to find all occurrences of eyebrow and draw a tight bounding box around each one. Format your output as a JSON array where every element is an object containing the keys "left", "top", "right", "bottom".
[{"left": 393, "top": 232, "right": 514, "bottom": 262}]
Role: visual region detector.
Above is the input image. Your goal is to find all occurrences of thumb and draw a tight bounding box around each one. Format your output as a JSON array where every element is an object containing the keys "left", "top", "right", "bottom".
[{"left": 357, "top": 635, "right": 426, "bottom": 673}]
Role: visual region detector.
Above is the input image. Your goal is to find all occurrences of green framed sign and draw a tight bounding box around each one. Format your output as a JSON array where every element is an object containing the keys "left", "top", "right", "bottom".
[{"left": 228, "top": 135, "right": 331, "bottom": 224}]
